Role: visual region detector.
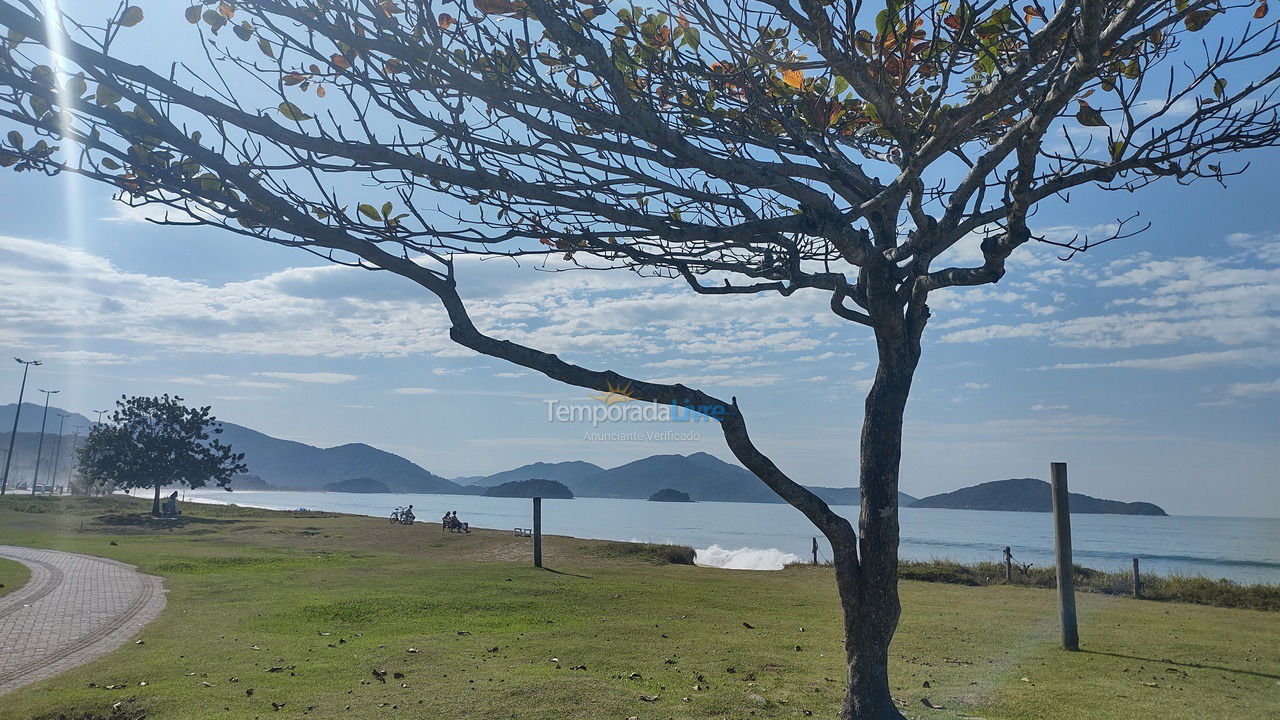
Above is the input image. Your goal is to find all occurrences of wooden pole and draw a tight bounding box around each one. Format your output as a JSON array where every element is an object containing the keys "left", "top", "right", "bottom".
[
  {"left": 812, "top": 537, "right": 818, "bottom": 565},
  {"left": 1132, "top": 557, "right": 1142, "bottom": 598},
  {"left": 1003, "top": 546, "right": 1013, "bottom": 583},
  {"left": 532, "top": 496, "right": 542, "bottom": 568},
  {"left": 1051, "top": 462, "right": 1079, "bottom": 651}
]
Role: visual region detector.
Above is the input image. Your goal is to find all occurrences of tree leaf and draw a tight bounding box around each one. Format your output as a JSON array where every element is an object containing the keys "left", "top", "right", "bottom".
[
  {"left": 381, "top": 201, "right": 393, "bottom": 219},
  {"left": 258, "top": 37, "right": 276, "bottom": 59},
  {"left": 358, "top": 203, "right": 382, "bottom": 222},
  {"left": 781, "top": 68, "right": 803, "bottom": 89},
  {"left": 96, "top": 83, "right": 123, "bottom": 106},
  {"left": 331, "top": 54, "right": 351, "bottom": 70},
  {"left": 1256, "top": 2, "right": 1269, "bottom": 19},
  {"left": 185, "top": 5, "right": 201, "bottom": 24},
  {"left": 119, "top": 6, "right": 144, "bottom": 28},
  {"left": 100, "top": 156, "right": 122, "bottom": 170},
  {"left": 438, "top": 13, "right": 456, "bottom": 30},
  {"left": 1075, "top": 101, "right": 1108, "bottom": 127},
  {"left": 6, "top": 130, "right": 22, "bottom": 150},
  {"left": 234, "top": 22, "right": 254, "bottom": 42},
  {"left": 1213, "top": 77, "right": 1227, "bottom": 99},
  {"left": 277, "top": 101, "right": 311, "bottom": 121}
]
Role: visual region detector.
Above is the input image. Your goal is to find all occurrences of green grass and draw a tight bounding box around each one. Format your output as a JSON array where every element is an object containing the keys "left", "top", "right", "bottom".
[
  {"left": 0, "top": 556, "right": 29, "bottom": 598},
  {"left": 895, "top": 560, "right": 1280, "bottom": 611},
  {"left": 0, "top": 496, "right": 1276, "bottom": 720}
]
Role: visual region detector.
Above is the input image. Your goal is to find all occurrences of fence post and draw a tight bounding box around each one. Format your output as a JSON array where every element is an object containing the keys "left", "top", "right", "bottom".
[
  {"left": 812, "top": 537, "right": 818, "bottom": 565},
  {"left": 532, "top": 496, "right": 542, "bottom": 568},
  {"left": 1051, "top": 462, "right": 1079, "bottom": 651},
  {"left": 1003, "top": 546, "right": 1013, "bottom": 583},
  {"left": 1132, "top": 557, "right": 1142, "bottom": 598}
]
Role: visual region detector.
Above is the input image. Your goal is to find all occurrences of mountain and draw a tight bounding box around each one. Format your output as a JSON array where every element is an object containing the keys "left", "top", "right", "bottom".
[
  {"left": 483, "top": 478, "right": 574, "bottom": 499},
  {"left": 216, "top": 422, "right": 461, "bottom": 494},
  {"left": 566, "top": 452, "right": 915, "bottom": 506},
  {"left": 465, "top": 461, "right": 605, "bottom": 488},
  {"left": 808, "top": 485, "right": 917, "bottom": 507},
  {"left": 322, "top": 477, "right": 392, "bottom": 493},
  {"left": 0, "top": 403, "right": 93, "bottom": 434},
  {"left": 911, "top": 478, "right": 1168, "bottom": 516},
  {"left": 648, "top": 488, "right": 693, "bottom": 502},
  {"left": 0, "top": 430, "right": 80, "bottom": 489}
]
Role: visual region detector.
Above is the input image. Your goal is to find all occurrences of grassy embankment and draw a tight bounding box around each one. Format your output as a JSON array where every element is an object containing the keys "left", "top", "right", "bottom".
[
  {"left": 0, "top": 556, "right": 30, "bottom": 598},
  {"left": 0, "top": 495, "right": 1276, "bottom": 720}
]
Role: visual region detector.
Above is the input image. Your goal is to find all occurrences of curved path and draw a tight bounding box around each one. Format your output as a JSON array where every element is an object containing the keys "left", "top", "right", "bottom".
[{"left": 0, "top": 546, "right": 165, "bottom": 695}]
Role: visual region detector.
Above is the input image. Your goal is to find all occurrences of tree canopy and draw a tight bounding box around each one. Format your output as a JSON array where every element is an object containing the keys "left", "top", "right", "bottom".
[
  {"left": 1, "top": 0, "right": 1276, "bottom": 716},
  {"left": 77, "top": 394, "right": 246, "bottom": 515}
]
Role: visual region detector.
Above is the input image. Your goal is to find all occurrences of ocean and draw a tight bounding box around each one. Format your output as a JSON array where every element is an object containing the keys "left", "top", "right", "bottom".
[{"left": 176, "top": 489, "right": 1280, "bottom": 584}]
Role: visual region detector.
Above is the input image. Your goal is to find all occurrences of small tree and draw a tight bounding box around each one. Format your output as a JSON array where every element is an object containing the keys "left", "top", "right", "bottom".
[
  {"left": 77, "top": 395, "right": 246, "bottom": 515},
  {"left": 1, "top": 1, "right": 1277, "bottom": 716}
]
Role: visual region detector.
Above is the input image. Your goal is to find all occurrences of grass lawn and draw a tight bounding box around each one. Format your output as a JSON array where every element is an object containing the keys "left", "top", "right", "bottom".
[
  {"left": 0, "top": 556, "right": 29, "bottom": 598},
  {"left": 0, "top": 496, "right": 1275, "bottom": 720}
]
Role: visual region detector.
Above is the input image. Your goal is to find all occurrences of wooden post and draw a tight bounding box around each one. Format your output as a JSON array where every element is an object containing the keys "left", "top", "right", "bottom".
[
  {"left": 1003, "top": 546, "right": 1013, "bottom": 583},
  {"left": 812, "top": 537, "right": 818, "bottom": 565},
  {"left": 1051, "top": 462, "right": 1079, "bottom": 651},
  {"left": 1132, "top": 557, "right": 1142, "bottom": 598},
  {"left": 532, "top": 496, "right": 542, "bottom": 568}
]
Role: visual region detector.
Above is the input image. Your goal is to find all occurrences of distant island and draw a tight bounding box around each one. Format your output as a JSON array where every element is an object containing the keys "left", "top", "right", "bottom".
[
  {"left": 321, "top": 477, "right": 392, "bottom": 494},
  {"left": 482, "top": 478, "right": 574, "bottom": 499},
  {"left": 912, "top": 478, "right": 1168, "bottom": 516},
  {"left": 648, "top": 488, "right": 694, "bottom": 502}
]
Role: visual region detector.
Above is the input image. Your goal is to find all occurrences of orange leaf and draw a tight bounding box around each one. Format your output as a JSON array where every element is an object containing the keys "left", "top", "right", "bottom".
[
  {"left": 438, "top": 13, "right": 456, "bottom": 29},
  {"left": 1256, "top": 2, "right": 1269, "bottom": 18},
  {"left": 782, "top": 68, "right": 804, "bottom": 89},
  {"left": 331, "top": 54, "right": 351, "bottom": 70},
  {"left": 217, "top": 2, "right": 234, "bottom": 20}
]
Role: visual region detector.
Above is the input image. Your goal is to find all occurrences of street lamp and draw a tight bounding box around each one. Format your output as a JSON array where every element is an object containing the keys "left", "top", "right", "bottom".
[
  {"left": 31, "top": 388, "right": 59, "bottom": 495},
  {"left": 1, "top": 357, "right": 41, "bottom": 496},
  {"left": 93, "top": 409, "right": 109, "bottom": 426},
  {"left": 49, "top": 412, "right": 69, "bottom": 495},
  {"left": 69, "top": 424, "right": 85, "bottom": 494}
]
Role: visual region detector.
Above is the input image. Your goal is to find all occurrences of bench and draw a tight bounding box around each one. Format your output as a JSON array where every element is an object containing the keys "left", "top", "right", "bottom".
[{"left": 513, "top": 528, "right": 532, "bottom": 538}]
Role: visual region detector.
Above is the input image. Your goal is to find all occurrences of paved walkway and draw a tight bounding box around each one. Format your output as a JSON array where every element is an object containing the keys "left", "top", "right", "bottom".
[{"left": 0, "top": 546, "right": 166, "bottom": 695}]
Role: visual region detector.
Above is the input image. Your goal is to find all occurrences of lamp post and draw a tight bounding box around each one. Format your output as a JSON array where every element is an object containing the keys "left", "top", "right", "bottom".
[
  {"left": 48, "top": 412, "right": 69, "bottom": 495},
  {"left": 31, "top": 388, "right": 59, "bottom": 495},
  {"left": 93, "top": 409, "right": 109, "bottom": 426},
  {"left": 1, "top": 357, "right": 41, "bottom": 495},
  {"left": 69, "top": 424, "right": 85, "bottom": 494}
]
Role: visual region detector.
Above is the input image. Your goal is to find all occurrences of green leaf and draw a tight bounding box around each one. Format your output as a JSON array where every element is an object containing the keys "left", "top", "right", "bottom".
[
  {"left": 100, "top": 157, "right": 122, "bottom": 170},
  {"left": 357, "top": 203, "right": 381, "bottom": 222},
  {"left": 119, "top": 6, "right": 145, "bottom": 28},
  {"left": 67, "top": 73, "right": 87, "bottom": 99},
  {"left": 682, "top": 26, "right": 700, "bottom": 51},
  {"left": 96, "top": 83, "right": 123, "bottom": 106},
  {"left": 233, "top": 22, "right": 254, "bottom": 42},
  {"left": 185, "top": 5, "right": 202, "bottom": 24},
  {"left": 258, "top": 37, "right": 276, "bottom": 59},
  {"left": 1212, "top": 77, "right": 1227, "bottom": 100},
  {"left": 1075, "top": 101, "right": 1108, "bottom": 127},
  {"left": 6, "top": 130, "right": 22, "bottom": 150},
  {"left": 381, "top": 201, "right": 393, "bottom": 219},
  {"left": 277, "top": 101, "right": 311, "bottom": 121}
]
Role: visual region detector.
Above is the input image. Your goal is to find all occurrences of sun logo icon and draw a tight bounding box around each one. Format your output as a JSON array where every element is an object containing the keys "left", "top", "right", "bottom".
[{"left": 589, "top": 380, "right": 636, "bottom": 405}]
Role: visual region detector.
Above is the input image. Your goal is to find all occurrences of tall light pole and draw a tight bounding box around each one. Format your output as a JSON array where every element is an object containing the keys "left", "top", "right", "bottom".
[
  {"left": 69, "top": 424, "right": 85, "bottom": 494},
  {"left": 31, "top": 388, "right": 59, "bottom": 495},
  {"left": 93, "top": 409, "right": 109, "bottom": 426},
  {"left": 49, "top": 412, "right": 69, "bottom": 495},
  {"left": 1, "top": 357, "right": 41, "bottom": 495}
]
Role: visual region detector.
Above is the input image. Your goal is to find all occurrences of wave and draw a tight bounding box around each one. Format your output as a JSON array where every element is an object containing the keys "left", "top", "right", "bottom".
[{"left": 695, "top": 544, "right": 802, "bottom": 571}]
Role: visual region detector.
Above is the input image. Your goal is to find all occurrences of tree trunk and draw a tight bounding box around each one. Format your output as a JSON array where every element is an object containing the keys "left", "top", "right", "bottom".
[
  {"left": 152, "top": 482, "right": 162, "bottom": 516},
  {"left": 837, "top": 356, "right": 915, "bottom": 720}
]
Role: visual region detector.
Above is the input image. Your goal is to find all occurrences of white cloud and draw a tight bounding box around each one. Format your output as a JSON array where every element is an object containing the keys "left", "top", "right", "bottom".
[
  {"left": 255, "top": 371, "right": 358, "bottom": 384},
  {"left": 393, "top": 387, "right": 438, "bottom": 395},
  {"left": 1045, "top": 348, "right": 1278, "bottom": 371},
  {"left": 1226, "top": 379, "right": 1280, "bottom": 398},
  {"left": 962, "top": 382, "right": 990, "bottom": 391}
]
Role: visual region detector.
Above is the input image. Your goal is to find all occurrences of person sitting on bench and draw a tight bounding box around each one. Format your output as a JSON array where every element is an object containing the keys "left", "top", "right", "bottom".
[
  {"left": 446, "top": 511, "right": 470, "bottom": 533},
  {"left": 162, "top": 491, "right": 180, "bottom": 518}
]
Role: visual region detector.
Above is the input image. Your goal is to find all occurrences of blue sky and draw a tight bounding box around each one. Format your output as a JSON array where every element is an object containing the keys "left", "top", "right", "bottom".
[{"left": 0, "top": 2, "right": 1276, "bottom": 517}]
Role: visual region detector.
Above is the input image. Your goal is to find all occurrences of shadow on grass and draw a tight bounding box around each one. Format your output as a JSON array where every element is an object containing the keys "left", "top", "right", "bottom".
[
  {"left": 1081, "top": 650, "right": 1280, "bottom": 680},
  {"left": 539, "top": 566, "right": 592, "bottom": 579},
  {"left": 92, "top": 513, "right": 240, "bottom": 533}
]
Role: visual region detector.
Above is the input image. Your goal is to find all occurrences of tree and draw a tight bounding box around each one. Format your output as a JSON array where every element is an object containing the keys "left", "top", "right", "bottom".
[
  {"left": 77, "top": 395, "right": 246, "bottom": 516},
  {"left": 1, "top": 0, "right": 1277, "bottom": 715}
]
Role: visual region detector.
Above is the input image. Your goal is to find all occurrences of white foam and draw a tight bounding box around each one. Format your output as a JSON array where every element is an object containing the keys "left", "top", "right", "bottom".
[{"left": 694, "top": 544, "right": 803, "bottom": 571}]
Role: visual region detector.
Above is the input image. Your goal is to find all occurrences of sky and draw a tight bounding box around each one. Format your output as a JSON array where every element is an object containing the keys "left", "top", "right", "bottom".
[{"left": 0, "top": 3, "right": 1276, "bottom": 517}]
